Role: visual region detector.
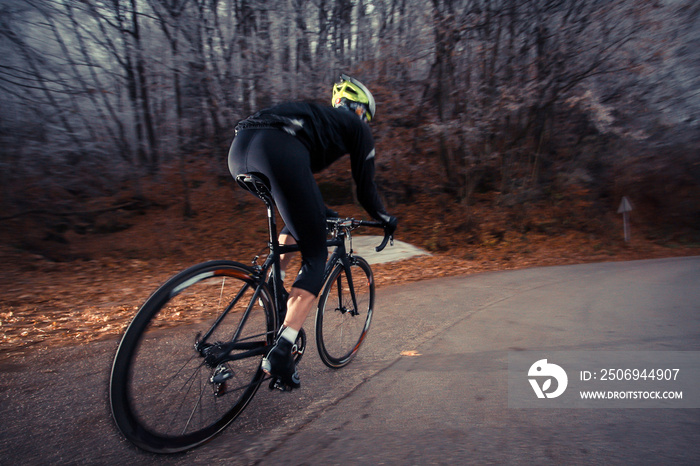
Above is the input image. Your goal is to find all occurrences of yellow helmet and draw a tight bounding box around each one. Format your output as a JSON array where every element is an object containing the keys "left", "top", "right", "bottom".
[{"left": 331, "top": 74, "right": 376, "bottom": 122}]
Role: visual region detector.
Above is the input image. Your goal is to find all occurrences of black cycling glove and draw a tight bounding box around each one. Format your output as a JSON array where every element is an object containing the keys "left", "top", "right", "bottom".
[{"left": 383, "top": 215, "right": 398, "bottom": 238}]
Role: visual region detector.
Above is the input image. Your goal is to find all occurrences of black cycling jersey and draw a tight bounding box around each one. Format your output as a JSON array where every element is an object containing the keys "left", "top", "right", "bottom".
[
  {"left": 235, "top": 102, "right": 390, "bottom": 222},
  {"left": 229, "top": 102, "right": 391, "bottom": 296}
]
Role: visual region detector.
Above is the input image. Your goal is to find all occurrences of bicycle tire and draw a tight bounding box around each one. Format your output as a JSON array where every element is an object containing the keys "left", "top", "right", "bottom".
[
  {"left": 110, "top": 260, "right": 275, "bottom": 453},
  {"left": 315, "top": 255, "right": 374, "bottom": 368}
]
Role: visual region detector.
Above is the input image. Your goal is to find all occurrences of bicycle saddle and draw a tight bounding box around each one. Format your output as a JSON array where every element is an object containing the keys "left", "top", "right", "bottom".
[{"left": 236, "top": 173, "right": 272, "bottom": 198}]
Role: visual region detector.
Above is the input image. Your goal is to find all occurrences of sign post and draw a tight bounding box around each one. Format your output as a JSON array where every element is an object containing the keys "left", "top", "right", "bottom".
[{"left": 617, "top": 196, "right": 633, "bottom": 242}]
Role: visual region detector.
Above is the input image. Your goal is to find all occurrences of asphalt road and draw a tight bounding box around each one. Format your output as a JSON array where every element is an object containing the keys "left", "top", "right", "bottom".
[{"left": 1, "top": 256, "right": 699, "bottom": 464}]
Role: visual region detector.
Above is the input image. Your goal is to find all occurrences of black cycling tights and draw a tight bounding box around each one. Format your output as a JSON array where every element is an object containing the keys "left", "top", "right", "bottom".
[{"left": 228, "top": 129, "right": 327, "bottom": 296}]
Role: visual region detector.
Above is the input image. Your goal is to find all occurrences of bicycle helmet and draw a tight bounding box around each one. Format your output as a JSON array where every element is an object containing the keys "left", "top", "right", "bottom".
[{"left": 332, "top": 74, "right": 376, "bottom": 122}]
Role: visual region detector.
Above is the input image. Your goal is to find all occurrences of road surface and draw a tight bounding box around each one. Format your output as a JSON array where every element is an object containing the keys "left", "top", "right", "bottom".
[{"left": 1, "top": 256, "right": 699, "bottom": 464}]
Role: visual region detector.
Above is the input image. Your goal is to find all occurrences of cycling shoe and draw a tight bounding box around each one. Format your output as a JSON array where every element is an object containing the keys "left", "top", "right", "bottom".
[{"left": 261, "top": 337, "right": 300, "bottom": 390}]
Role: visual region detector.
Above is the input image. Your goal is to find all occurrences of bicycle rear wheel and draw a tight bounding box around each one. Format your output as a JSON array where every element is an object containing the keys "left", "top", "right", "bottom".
[
  {"left": 315, "top": 256, "right": 374, "bottom": 368},
  {"left": 110, "top": 261, "right": 275, "bottom": 453}
]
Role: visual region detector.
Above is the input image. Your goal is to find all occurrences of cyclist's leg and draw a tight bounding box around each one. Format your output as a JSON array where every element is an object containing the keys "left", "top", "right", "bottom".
[
  {"left": 284, "top": 288, "right": 316, "bottom": 330},
  {"left": 231, "top": 129, "right": 327, "bottom": 388},
  {"left": 278, "top": 202, "right": 337, "bottom": 284},
  {"left": 255, "top": 132, "right": 327, "bottom": 304},
  {"left": 271, "top": 185, "right": 326, "bottom": 335},
  {"left": 263, "top": 165, "right": 327, "bottom": 387},
  {"left": 278, "top": 232, "right": 296, "bottom": 281},
  {"left": 269, "top": 188, "right": 326, "bottom": 335}
]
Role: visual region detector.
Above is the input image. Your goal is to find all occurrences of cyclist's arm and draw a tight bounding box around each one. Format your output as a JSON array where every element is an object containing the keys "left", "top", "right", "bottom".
[{"left": 349, "top": 127, "right": 392, "bottom": 224}]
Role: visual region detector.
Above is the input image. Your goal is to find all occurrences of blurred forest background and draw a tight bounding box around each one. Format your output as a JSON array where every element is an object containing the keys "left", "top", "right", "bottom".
[{"left": 1, "top": 0, "right": 699, "bottom": 262}]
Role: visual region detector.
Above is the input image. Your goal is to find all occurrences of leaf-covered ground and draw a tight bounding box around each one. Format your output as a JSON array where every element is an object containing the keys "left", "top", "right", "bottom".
[{"left": 1, "top": 158, "right": 697, "bottom": 358}]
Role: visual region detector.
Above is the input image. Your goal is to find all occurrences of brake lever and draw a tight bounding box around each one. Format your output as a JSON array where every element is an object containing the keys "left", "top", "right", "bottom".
[{"left": 375, "top": 232, "right": 393, "bottom": 253}]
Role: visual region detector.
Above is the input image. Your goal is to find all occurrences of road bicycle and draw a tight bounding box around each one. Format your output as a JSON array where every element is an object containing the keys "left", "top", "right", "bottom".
[{"left": 109, "top": 173, "right": 393, "bottom": 454}]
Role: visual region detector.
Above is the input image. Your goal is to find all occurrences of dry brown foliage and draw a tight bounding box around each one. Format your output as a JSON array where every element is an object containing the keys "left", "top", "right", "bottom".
[{"left": 0, "top": 157, "right": 697, "bottom": 358}]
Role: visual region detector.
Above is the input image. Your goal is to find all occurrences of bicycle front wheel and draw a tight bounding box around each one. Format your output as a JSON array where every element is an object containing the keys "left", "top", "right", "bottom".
[
  {"left": 110, "top": 261, "right": 275, "bottom": 453},
  {"left": 315, "top": 256, "right": 375, "bottom": 368}
]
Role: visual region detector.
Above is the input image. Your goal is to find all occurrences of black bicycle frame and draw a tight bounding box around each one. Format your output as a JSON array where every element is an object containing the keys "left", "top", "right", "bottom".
[
  {"left": 200, "top": 188, "right": 356, "bottom": 365},
  {"left": 208, "top": 173, "right": 378, "bottom": 366},
  {"left": 255, "top": 183, "right": 359, "bottom": 324}
]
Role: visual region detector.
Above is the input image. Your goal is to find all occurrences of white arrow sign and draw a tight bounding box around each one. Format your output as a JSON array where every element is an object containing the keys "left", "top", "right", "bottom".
[
  {"left": 617, "top": 196, "right": 633, "bottom": 214},
  {"left": 617, "top": 196, "right": 633, "bottom": 242}
]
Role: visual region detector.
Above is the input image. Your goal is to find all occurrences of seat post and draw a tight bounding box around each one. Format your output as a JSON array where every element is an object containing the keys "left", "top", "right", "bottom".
[
  {"left": 235, "top": 173, "right": 285, "bottom": 312},
  {"left": 262, "top": 193, "right": 286, "bottom": 319},
  {"left": 264, "top": 195, "right": 279, "bottom": 251}
]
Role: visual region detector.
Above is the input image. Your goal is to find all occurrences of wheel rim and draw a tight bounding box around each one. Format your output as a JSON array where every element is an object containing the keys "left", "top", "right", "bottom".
[{"left": 110, "top": 263, "right": 274, "bottom": 453}]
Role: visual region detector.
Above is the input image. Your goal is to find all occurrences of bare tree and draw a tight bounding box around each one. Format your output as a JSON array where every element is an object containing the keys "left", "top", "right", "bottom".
[
  {"left": 1, "top": 0, "right": 697, "bottom": 237},
  {"left": 416, "top": 0, "right": 667, "bottom": 203}
]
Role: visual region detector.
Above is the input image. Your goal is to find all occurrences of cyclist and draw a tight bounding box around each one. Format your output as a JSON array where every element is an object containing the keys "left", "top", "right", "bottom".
[{"left": 228, "top": 74, "right": 397, "bottom": 389}]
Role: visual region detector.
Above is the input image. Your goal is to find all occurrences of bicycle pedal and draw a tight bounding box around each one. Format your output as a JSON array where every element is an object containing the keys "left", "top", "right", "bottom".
[{"left": 268, "top": 377, "right": 294, "bottom": 392}]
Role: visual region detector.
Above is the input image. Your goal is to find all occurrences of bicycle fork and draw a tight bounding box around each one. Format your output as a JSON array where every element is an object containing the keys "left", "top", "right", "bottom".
[{"left": 339, "top": 256, "right": 360, "bottom": 316}]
